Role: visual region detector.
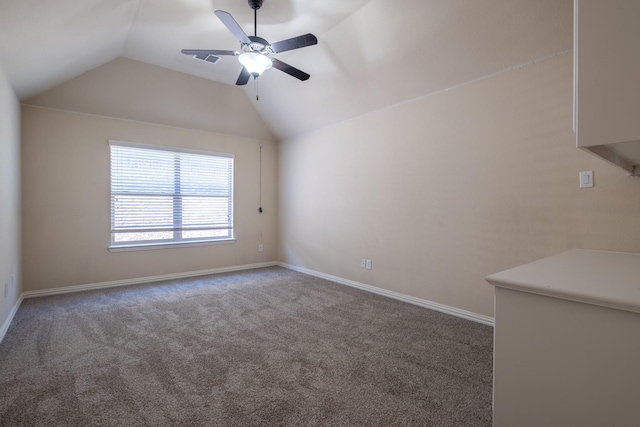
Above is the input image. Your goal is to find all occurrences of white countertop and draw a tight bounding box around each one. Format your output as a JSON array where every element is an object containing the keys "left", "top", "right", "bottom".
[{"left": 486, "top": 249, "right": 640, "bottom": 314}]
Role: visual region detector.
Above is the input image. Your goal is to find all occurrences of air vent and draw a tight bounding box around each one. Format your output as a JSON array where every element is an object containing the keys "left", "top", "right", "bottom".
[{"left": 193, "top": 54, "right": 220, "bottom": 64}]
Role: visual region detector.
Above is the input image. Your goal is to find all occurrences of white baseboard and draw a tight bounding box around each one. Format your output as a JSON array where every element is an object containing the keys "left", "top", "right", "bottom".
[
  {"left": 278, "top": 262, "right": 494, "bottom": 327},
  {"left": 0, "top": 294, "right": 24, "bottom": 344},
  {"left": 22, "top": 262, "right": 278, "bottom": 299}
]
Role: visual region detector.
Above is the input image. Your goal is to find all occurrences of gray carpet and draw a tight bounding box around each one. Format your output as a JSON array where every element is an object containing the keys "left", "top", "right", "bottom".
[{"left": 0, "top": 267, "right": 493, "bottom": 426}]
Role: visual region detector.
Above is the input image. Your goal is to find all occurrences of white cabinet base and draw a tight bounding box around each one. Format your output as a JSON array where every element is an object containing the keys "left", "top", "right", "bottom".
[
  {"left": 493, "top": 287, "right": 640, "bottom": 427},
  {"left": 487, "top": 249, "right": 640, "bottom": 426}
]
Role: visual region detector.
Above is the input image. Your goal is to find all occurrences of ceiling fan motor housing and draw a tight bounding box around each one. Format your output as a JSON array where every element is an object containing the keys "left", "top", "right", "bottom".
[
  {"left": 248, "top": 0, "right": 263, "bottom": 10},
  {"left": 246, "top": 36, "right": 270, "bottom": 53}
]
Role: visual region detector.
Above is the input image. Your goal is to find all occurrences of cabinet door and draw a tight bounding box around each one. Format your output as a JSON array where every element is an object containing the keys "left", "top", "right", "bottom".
[
  {"left": 575, "top": 0, "right": 640, "bottom": 149},
  {"left": 493, "top": 287, "right": 640, "bottom": 427}
]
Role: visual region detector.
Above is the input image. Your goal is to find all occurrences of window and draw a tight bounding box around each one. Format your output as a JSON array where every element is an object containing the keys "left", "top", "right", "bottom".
[{"left": 109, "top": 141, "right": 234, "bottom": 249}]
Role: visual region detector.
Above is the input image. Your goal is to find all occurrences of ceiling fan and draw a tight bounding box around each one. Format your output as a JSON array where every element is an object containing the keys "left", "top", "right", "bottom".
[{"left": 181, "top": 0, "right": 318, "bottom": 87}]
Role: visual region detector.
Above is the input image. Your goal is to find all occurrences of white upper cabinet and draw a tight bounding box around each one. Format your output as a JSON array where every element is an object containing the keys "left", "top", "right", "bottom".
[{"left": 574, "top": 0, "right": 640, "bottom": 175}]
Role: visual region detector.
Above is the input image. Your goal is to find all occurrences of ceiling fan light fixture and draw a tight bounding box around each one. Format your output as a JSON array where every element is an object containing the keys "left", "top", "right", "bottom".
[{"left": 238, "top": 52, "right": 272, "bottom": 77}]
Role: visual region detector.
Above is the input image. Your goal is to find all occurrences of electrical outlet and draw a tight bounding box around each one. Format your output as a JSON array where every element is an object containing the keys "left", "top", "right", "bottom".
[
  {"left": 258, "top": 244, "right": 263, "bottom": 252},
  {"left": 361, "top": 258, "right": 366, "bottom": 268},
  {"left": 365, "top": 259, "right": 372, "bottom": 270}
]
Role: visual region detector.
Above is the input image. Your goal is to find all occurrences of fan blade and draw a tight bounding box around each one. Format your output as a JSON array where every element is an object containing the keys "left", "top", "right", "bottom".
[
  {"left": 270, "top": 34, "right": 318, "bottom": 53},
  {"left": 214, "top": 10, "right": 251, "bottom": 44},
  {"left": 181, "top": 49, "right": 238, "bottom": 56},
  {"left": 271, "top": 59, "right": 310, "bottom": 81},
  {"left": 236, "top": 67, "right": 251, "bottom": 86}
]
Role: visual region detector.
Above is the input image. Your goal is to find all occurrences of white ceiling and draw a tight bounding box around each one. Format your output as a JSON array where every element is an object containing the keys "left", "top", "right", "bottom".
[{"left": 0, "top": 0, "right": 573, "bottom": 140}]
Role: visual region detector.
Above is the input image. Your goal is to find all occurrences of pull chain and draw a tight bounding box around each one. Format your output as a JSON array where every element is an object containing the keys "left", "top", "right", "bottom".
[{"left": 255, "top": 77, "right": 259, "bottom": 101}]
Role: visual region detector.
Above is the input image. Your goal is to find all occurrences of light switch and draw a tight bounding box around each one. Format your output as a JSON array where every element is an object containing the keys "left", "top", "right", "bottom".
[{"left": 579, "top": 171, "right": 593, "bottom": 188}]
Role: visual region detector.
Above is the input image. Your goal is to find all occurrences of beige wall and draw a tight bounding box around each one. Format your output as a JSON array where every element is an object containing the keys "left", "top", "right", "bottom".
[
  {"left": 277, "top": 53, "right": 640, "bottom": 318},
  {"left": 15, "top": 49, "right": 640, "bottom": 317},
  {"left": 25, "top": 58, "right": 275, "bottom": 142},
  {"left": 21, "top": 106, "right": 277, "bottom": 292},
  {"left": 0, "top": 64, "right": 21, "bottom": 329}
]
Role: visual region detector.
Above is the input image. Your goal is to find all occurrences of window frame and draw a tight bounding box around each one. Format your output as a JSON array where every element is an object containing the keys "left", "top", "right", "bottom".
[{"left": 108, "top": 140, "right": 235, "bottom": 252}]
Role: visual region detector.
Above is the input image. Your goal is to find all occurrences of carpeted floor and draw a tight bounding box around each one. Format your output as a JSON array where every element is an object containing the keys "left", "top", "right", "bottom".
[{"left": 0, "top": 267, "right": 493, "bottom": 426}]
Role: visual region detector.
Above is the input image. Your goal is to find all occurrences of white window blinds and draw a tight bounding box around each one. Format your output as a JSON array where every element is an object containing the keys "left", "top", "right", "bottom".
[{"left": 110, "top": 141, "right": 234, "bottom": 247}]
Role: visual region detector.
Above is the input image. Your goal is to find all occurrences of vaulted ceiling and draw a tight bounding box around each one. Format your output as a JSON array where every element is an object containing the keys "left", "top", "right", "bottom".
[{"left": 0, "top": 0, "right": 573, "bottom": 140}]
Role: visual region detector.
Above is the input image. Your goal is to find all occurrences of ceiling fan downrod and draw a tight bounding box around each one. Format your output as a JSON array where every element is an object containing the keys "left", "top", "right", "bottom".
[{"left": 248, "top": 0, "right": 263, "bottom": 37}]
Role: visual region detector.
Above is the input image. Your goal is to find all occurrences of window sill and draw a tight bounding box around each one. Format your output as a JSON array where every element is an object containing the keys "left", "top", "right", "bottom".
[{"left": 108, "top": 238, "right": 236, "bottom": 252}]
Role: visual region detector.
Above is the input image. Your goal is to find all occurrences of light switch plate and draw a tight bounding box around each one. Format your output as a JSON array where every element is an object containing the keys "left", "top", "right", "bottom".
[{"left": 579, "top": 171, "right": 593, "bottom": 188}]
